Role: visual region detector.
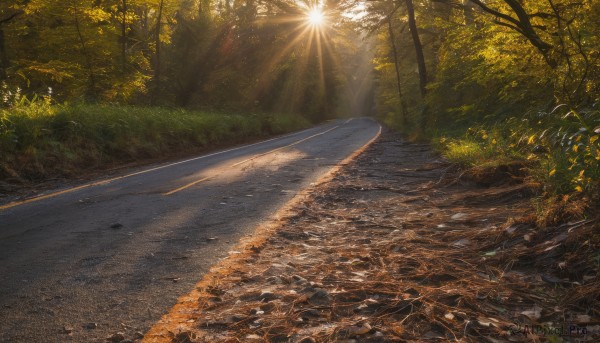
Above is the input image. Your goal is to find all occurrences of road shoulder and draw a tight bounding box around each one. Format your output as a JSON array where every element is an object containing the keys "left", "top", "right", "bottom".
[{"left": 142, "top": 130, "right": 599, "bottom": 343}]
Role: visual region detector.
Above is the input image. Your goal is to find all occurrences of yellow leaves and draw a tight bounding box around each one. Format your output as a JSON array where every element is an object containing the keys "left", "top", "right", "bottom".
[
  {"left": 549, "top": 169, "right": 556, "bottom": 177},
  {"left": 590, "top": 135, "right": 599, "bottom": 144},
  {"left": 575, "top": 186, "right": 583, "bottom": 192},
  {"left": 83, "top": 7, "right": 111, "bottom": 23},
  {"left": 527, "top": 135, "right": 535, "bottom": 145},
  {"left": 573, "top": 145, "right": 579, "bottom": 153}
]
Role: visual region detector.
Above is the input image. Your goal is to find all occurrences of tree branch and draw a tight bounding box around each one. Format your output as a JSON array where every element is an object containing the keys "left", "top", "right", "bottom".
[
  {"left": 469, "top": 0, "right": 521, "bottom": 28},
  {"left": 0, "top": 10, "right": 24, "bottom": 25}
]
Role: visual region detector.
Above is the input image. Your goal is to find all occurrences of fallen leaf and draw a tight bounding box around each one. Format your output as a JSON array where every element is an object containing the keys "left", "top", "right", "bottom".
[
  {"left": 452, "top": 239, "right": 470, "bottom": 247},
  {"left": 543, "top": 244, "right": 561, "bottom": 252},
  {"left": 575, "top": 314, "right": 591, "bottom": 323},
  {"left": 477, "top": 318, "right": 492, "bottom": 327},
  {"left": 347, "top": 322, "right": 371, "bottom": 337},
  {"left": 451, "top": 213, "right": 468, "bottom": 220},
  {"left": 422, "top": 330, "right": 445, "bottom": 339},
  {"left": 521, "top": 306, "right": 542, "bottom": 320}
]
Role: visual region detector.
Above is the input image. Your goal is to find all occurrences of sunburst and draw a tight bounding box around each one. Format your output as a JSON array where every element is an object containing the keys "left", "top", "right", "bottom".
[
  {"left": 249, "top": 1, "right": 341, "bottom": 113},
  {"left": 307, "top": 8, "right": 325, "bottom": 26}
]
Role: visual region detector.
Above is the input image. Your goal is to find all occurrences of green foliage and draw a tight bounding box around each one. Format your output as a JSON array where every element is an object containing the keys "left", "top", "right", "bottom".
[
  {"left": 528, "top": 106, "right": 600, "bottom": 195},
  {"left": 0, "top": 96, "right": 309, "bottom": 180},
  {"left": 435, "top": 125, "right": 525, "bottom": 167},
  {"left": 366, "top": 0, "right": 600, "bottom": 199},
  {"left": 0, "top": 0, "right": 352, "bottom": 119},
  {"left": 435, "top": 105, "right": 600, "bottom": 197}
]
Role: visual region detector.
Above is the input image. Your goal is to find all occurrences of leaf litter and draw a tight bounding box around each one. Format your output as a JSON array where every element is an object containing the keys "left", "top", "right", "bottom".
[{"left": 147, "top": 130, "right": 599, "bottom": 343}]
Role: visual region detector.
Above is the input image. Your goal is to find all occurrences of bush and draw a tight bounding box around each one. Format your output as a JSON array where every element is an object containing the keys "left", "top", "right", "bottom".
[{"left": 434, "top": 105, "right": 600, "bottom": 199}]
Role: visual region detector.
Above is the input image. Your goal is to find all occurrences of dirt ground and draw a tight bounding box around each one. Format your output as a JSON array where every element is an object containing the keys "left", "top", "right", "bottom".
[{"left": 142, "top": 130, "right": 599, "bottom": 343}]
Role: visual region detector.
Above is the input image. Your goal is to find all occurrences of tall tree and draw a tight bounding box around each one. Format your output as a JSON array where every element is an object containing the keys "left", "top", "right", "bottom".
[
  {"left": 387, "top": 9, "right": 408, "bottom": 123},
  {"left": 404, "top": 0, "right": 427, "bottom": 97},
  {"left": 0, "top": 9, "right": 23, "bottom": 80}
]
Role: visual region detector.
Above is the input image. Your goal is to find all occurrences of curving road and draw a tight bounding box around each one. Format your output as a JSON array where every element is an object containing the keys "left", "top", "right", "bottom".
[{"left": 0, "top": 117, "right": 380, "bottom": 343}]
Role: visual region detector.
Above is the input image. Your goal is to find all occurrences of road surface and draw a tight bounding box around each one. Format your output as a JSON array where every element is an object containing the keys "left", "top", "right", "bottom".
[{"left": 0, "top": 118, "right": 381, "bottom": 343}]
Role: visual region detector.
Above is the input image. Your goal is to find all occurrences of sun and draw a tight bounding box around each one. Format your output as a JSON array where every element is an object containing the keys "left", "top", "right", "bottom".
[{"left": 307, "top": 8, "right": 325, "bottom": 26}]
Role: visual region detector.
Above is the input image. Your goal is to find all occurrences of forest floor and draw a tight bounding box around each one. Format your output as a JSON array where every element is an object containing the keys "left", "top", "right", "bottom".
[{"left": 142, "top": 130, "right": 599, "bottom": 343}]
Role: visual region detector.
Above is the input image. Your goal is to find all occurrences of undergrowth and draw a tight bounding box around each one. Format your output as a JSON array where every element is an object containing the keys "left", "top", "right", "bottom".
[
  {"left": 432, "top": 105, "right": 600, "bottom": 223},
  {"left": 0, "top": 96, "right": 310, "bottom": 182}
]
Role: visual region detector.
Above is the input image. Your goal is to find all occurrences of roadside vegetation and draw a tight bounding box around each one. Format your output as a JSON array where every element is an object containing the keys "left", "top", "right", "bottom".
[
  {"left": 434, "top": 111, "right": 600, "bottom": 226},
  {"left": 0, "top": 1, "right": 370, "bottom": 186},
  {"left": 0, "top": 93, "right": 309, "bottom": 182},
  {"left": 364, "top": 0, "right": 600, "bottom": 222}
]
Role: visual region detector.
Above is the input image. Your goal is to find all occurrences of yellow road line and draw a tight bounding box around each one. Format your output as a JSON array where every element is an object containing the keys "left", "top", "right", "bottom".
[
  {"left": 0, "top": 125, "right": 331, "bottom": 212},
  {"left": 0, "top": 181, "right": 107, "bottom": 211},
  {"left": 163, "top": 176, "right": 212, "bottom": 196},
  {"left": 230, "top": 125, "right": 340, "bottom": 167},
  {"left": 141, "top": 123, "right": 382, "bottom": 343},
  {"left": 164, "top": 124, "right": 342, "bottom": 196},
  {"left": 0, "top": 121, "right": 351, "bottom": 210}
]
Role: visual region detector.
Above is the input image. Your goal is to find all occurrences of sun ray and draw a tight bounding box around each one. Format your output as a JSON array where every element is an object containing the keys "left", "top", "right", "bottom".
[
  {"left": 308, "top": 8, "right": 325, "bottom": 26},
  {"left": 249, "top": 0, "right": 345, "bottom": 115}
]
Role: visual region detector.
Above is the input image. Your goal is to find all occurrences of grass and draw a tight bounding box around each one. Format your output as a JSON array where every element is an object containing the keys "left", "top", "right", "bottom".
[
  {"left": 430, "top": 109, "right": 600, "bottom": 225},
  {"left": 0, "top": 100, "right": 310, "bottom": 182},
  {"left": 433, "top": 126, "right": 525, "bottom": 166}
]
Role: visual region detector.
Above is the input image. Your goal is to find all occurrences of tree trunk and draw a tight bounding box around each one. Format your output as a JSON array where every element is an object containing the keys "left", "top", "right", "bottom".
[
  {"left": 152, "top": 0, "right": 164, "bottom": 105},
  {"left": 404, "top": 0, "right": 427, "bottom": 97},
  {"left": 0, "top": 10, "right": 24, "bottom": 81},
  {"left": 121, "top": 0, "right": 128, "bottom": 73},
  {"left": 0, "top": 27, "right": 8, "bottom": 80},
  {"left": 463, "top": 0, "right": 474, "bottom": 25},
  {"left": 387, "top": 17, "right": 408, "bottom": 125},
  {"left": 74, "top": 13, "right": 97, "bottom": 99}
]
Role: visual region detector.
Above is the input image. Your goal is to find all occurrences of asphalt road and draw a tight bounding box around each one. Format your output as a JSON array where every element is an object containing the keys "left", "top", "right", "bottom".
[{"left": 0, "top": 117, "right": 381, "bottom": 343}]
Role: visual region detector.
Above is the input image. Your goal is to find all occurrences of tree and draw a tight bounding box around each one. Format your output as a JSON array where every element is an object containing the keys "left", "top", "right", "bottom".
[
  {"left": 404, "top": 0, "right": 427, "bottom": 97},
  {"left": 0, "top": 8, "right": 23, "bottom": 80}
]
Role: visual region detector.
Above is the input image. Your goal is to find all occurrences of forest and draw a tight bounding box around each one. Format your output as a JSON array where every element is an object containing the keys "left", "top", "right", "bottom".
[{"left": 1, "top": 0, "right": 599, "bottom": 207}]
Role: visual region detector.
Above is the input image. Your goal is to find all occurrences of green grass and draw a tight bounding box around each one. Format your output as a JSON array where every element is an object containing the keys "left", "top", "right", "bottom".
[
  {"left": 432, "top": 108, "right": 600, "bottom": 199},
  {"left": 0, "top": 101, "right": 310, "bottom": 181},
  {"left": 433, "top": 126, "right": 525, "bottom": 166}
]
